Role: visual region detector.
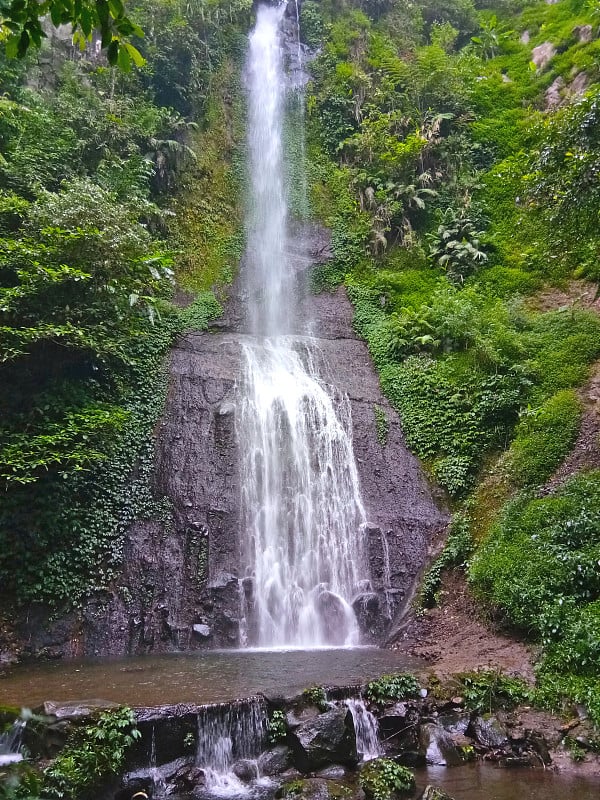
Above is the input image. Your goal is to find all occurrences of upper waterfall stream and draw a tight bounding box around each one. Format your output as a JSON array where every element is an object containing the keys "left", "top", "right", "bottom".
[{"left": 239, "top": 3, "right": 368, "bottom": 647}]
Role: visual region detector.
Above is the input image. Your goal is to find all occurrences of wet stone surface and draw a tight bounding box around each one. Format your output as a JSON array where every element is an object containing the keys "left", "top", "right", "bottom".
[{"left": 11, "top": 222, "right": 447, "bottom": 659}]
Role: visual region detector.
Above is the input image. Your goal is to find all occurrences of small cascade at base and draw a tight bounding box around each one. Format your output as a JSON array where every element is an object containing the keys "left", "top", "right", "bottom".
[
  {"left": 343, "top": 698, "right": 381, "bottom": 762},
  {"left": 195, "top": 699, "right": 267, "bottom": 795},
  {"left": 149, "top": 725, "right": 166, "bottom": 796},
  {"left": 0, "top": 719, "right": 25, "bottom": 766}
]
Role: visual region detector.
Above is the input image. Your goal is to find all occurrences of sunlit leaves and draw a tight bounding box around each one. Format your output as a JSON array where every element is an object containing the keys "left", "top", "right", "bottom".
[{"left": 1, "top": 0, "right": 145, "bottom": 68}]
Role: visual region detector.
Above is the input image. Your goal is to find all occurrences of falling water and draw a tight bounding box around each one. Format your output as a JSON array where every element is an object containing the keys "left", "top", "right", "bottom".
[
  {"left": 344, "top": 699, "right": 381, "bottom": 761},
  {"left": 195, "top": 699, "right": 267, "bottom": 794},
  {"left": 239, "top": 3, "right": 367, "bottom": 648},
  {"left": 0, "top": 719, "right": 25, "bottom": 766}
]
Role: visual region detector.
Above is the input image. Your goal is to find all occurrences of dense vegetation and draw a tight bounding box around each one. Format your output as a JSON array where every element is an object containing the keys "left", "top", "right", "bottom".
[
  {"left": 1, "top": 0, "right": 600, "bottom": 741},
  {"left": 0, "top": 0, "right": 248, "bottom": 609},
  {"left": 302, "top": 0, "right": 600, "bottom": 722}
]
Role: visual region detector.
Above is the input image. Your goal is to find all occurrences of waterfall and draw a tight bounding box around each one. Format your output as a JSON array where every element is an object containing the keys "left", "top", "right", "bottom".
[
  {"left": 344, "top": 698, "right": 381, "bottom": 762},
  {"left": 0, "top": 719, "right": 25, "bottom": 766},
  {"left": 195, "top": 699, "right": 267, "bottom": 794},
  {"left": 239, "top": 3, "right": 368, "bottom": 648}
]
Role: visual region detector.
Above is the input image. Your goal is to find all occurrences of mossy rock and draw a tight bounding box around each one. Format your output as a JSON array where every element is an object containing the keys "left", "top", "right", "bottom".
[
  {"left": 277, "top": 778, "right": 353, "bottom": 800},
  {"left": 359, "top": 758, "right": 416, "bottom": 800}
]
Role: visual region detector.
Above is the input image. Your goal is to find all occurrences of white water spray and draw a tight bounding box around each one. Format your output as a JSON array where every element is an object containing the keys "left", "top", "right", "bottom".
[
  {"left": 239, "top": 4, "right": 368, "bottom": 648},
  {"left": 344, "top": 698, "right": 381, "bottom": 761},
  {"left": 195, "top": 700, "right": 266, "bottom": 795}
]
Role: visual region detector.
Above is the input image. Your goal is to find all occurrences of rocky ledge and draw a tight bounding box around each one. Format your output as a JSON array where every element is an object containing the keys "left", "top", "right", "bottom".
[{"left": 15, "top": 679, "right": 599, "bottom": 800}]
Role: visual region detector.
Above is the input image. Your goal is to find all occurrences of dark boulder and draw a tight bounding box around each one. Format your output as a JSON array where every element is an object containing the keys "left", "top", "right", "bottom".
[
  {"left": 378, "top": 702, "right": 408, "bottom": 738},
  {"left": 232, "top": 758, "right": 259, "bottom": 781},
  {"left": 469, "top": 716, "right": 509, "bottom": 749},
  {"left": 418, "top": 724, "right": 463, "bottom": 767},
  {"left": 288, "top": 708, "right": 357, "bottom": 773},
  {"left": 419, "top": 787, "right": 457, "bottom": 800},
  {"left": 258, "top": 746, "right": 292, "bottom": 776}
]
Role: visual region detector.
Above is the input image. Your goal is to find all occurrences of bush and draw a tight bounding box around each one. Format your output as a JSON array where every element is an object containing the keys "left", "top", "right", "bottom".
[
  {"left": 43, "top": 707, "right": 140, "bottom": 800},
  {"left": 457, "top": 669, "right": 531, "bottom": 713},
  {"left": 526, "top": 310, "right": 600, "bottom": 398},
  {"left": 365, "top": 673, "right": 421, "bottom": 704},
  {"left": 505, "top": 390, "right": 581, "bottom": 487},
  {"left": 469, "top": 471, "right": 600, "bottom": 637},
  {"left": 359, "top": 759, "right": 415, "bottom": 800},
  {"left": 380, "top": 354, "right": 525, "bottom": 496},
  {"left": 419, "top": 514, "right": 473, "bottom": 608},
  {"left": 267, "top": 710, "right": 288, "bottom": 745},
  {"left": 302, "top": 686, "right": 329, "bottom": 711}
]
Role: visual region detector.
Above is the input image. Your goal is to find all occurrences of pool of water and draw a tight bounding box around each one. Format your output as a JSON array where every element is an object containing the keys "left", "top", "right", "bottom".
[
  {"left": 415, "top": 764, "right": 600, "bottom": 799},
  {"left": 0, "top": 647, "right": 422, "bottom": 708}
]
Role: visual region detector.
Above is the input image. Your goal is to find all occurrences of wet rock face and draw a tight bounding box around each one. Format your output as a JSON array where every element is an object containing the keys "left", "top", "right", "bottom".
[
  {"left": 17, "top": 224, "right": 445, "bottom": 658},
  {"left": 419, "top": 787, "right": 456, "bottom": 800},
  {"left": 418, "top": 723, "right": 463, "bottom": 766},
  {"left": 288, "top": 708, "right": 358, "bottom": 773}
]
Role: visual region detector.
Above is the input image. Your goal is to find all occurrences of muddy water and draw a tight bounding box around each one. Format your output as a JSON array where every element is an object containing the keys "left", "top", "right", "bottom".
[
  {"left": 0, "top": 647, "right": 420, "bottom": 707},
  {"left": 416, "top": 764, "right": 600, "bottom": 799}
]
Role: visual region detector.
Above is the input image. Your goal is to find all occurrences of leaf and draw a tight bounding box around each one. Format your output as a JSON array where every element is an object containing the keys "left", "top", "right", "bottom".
[
  {"left": 106, "top": 38, "right": 119, "bottom": 65},
  {"left": 107, "top": 0, "right": 125, "bottom": 19},
  {"left": 17, "top": 29, "right": 30, "bottom": 58},
  {"left": 117, "top": 42, "right": 131, "bottom": 71},
  {"left": 123, "top": 41, "right": 145, "bottom": 68},
  {"left": 5, "top": 33, "right": 20, "bottom": 58}
]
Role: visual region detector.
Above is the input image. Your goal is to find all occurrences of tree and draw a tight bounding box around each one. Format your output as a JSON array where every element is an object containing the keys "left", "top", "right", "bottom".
[{"left": 0, "top": 0, "right": 145, "bottom": 68}]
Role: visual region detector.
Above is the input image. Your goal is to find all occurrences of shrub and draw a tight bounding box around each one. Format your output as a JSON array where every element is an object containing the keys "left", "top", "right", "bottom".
[
  {"left": 419, "top": 513, "right": 473, "bottom": 608},
  {"left": 267, "top": 710, "right": 288, "bottom": 745},
  {"left": 470, "top": 473, "right": 600, "bottom": 637},
  {"left": 428, "top": 209, "right": 488, "bottom": 284},
  {"left": 359, "top": 759, "right": 415, "bottom": 800},
  {"left": 505, "top": 389, "right": 581, "bottom": 487},
  {"left": 43, "top": 707, "right": 140, "bottom": 800},
  {"left": 365, "top": 673, "right": 421, "bottom": 704},
  {"left": 457, "top": 669, "right": 531, "bottom": 713},
  {"left": 302, "top": 686, "right": 329, "bottom": 711}
]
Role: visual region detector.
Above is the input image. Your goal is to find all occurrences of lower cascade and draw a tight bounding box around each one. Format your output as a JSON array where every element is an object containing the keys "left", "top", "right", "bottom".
[
  {"left": 343, "top": 699, "right": 381, "bottom": 762},
  {"left": 239, "top": 1, "right": 368, "bottom": 648},
  {"left": 195, "top": 699, "right": 267, "bottom": 794},
  {"left": 0, "top": 720, "right": 25, "bottom": 767}
]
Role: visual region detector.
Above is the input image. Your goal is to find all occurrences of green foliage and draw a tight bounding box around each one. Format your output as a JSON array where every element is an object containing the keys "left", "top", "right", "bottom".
[
  {"left": 0, "top": 0, "right": 144, "bottom": 68},
  {"left": 527, "top": 87, "right": 600, "bottom": 286},
  {"left": 43, "top": 707, "right": 140, "bottom": 799},
  {"left": 0, "top": 761, "right": 43, "bottom": 800},
  {"left": 428, "top": 209, "right": 488, "bottom": 284},
  {"left": 359, "top": 759, "right": 415, "bottom": 800},
  {"left": 564, "top": 736, "right": 587, "bottom": 762},
  {"left": 419, "top": 514, "right": 473, "bottom": 608},
  {"left": 305, "top": 0, "right": 600, "bottom": 728},
  {"left": 302, "top": 686, "right": 329, "bottom": 711},
  {"left": 0, "top": 18, "right": 234, "bottom": 608},
  {"left": 457, "top": 669, "right": 531, "bottom": 713},
  {"left": 267, "top": 710, "right": 287, "bottom": 745},
  {"left": 471, "top": 14, "right": 514, "bottom": 60},
  {"left": 525, "top": 309, "right": 600, "bottom": 398},
  {"left": 534, "top": 670, "right": 600, "bottom": 727},
  {"left": 380, "top": 354, "right": 525, "bottom": 496},
  {"left": 470, "top": 471, "right": 600, "bottom": 635},
  {"left": 505, "top": 389, "right": 581, "bottom": 487},
  {"left": 365, "top": 673, "right": 421, "bottom": 705},
  {"left": 300, "top": 1, "right": 328, "bottom": 49}
]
